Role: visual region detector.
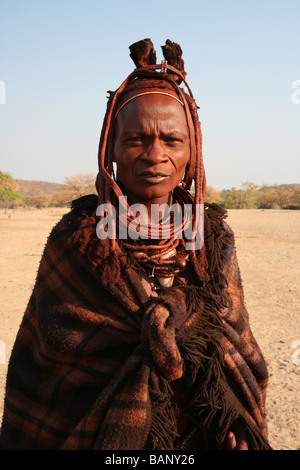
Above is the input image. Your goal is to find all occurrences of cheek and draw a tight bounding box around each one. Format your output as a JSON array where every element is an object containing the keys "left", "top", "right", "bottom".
[
  {"left": 182, "top": 152, "right": 190, "bottom": 168},
  {"left": 113, "top": 144, "right": 135, "bottom": 186},
  {"left": 113, "top": 140, "right": 121, "bottom": 163},
  {"left": 174, "top": 147, "right": 190, "bottom": 173},
  {"left": 113, "top": 139, "right": 136, "bottom": 166}
]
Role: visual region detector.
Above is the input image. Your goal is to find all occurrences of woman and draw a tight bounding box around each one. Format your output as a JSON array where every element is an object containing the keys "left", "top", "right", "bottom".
[{"left": 0, "top": 39, "right": 271, "bottom": 450}]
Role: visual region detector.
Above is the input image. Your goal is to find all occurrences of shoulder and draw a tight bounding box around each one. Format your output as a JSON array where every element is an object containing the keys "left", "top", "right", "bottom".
[
  {"left": 204, "top": 203, "right": 234, "bottom": 240},
  {"left": 203, "top": 203, "right": 235, "bottom": 264},
  {"left": 48, "top": 194, "right": 99, "bottom": 245}
]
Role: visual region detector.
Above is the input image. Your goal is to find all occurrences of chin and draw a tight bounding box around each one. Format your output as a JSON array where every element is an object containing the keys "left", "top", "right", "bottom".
[
  {"left": 136, "top": 187, "right": 172, "bottom": 203},
  {"left": 119, "top": 179, "right": 180, "bottom": 205}
]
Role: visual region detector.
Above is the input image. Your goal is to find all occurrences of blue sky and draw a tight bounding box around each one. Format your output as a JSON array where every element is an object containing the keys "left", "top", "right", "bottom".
[{"left": 0, "top": 0, "right": 299, "bottom": 190}]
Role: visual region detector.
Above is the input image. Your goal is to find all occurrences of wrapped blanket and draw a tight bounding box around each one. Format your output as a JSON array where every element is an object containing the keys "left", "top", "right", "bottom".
[{"left": 0, "top": 197, "right": 271, "bottom": 450}]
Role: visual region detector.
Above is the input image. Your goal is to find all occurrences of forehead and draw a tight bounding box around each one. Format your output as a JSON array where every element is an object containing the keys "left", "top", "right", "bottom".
[{"left": 115, "top": 93, "right": 188, "bottom": 131}]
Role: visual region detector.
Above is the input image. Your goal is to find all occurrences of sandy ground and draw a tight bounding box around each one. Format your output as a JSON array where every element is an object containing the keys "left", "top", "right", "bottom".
[{"left": 0, "top": 207, "right": 299, "bottom": 450}]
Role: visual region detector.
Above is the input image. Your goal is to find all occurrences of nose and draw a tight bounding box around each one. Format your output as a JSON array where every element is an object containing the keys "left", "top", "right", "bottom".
[{"left": 141, "top": 138, "right": 168, "bottom": 165}]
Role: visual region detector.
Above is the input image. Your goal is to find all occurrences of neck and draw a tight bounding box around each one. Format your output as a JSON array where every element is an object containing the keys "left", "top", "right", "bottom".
[{"left": 120, "top": 186, "right": 174, "bottom": 217}]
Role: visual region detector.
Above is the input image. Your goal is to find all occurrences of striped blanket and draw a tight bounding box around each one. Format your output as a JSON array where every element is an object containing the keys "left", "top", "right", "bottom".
[{"left": 0, "top": 197, "right": 271, "bottom": 450}]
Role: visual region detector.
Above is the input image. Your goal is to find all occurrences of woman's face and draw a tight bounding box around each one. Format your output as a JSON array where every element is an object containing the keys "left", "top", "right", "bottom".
[{"left": 113, "top": 93, "right": 190, "bottom": 207}]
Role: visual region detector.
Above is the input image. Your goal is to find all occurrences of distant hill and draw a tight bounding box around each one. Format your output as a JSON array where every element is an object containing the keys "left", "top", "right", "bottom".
[
  {"left": 15, "top": 179, "right": 300, "bottom": 198},
  {"left": 15, "top": 179, "right": 64, "bottom": 197}
]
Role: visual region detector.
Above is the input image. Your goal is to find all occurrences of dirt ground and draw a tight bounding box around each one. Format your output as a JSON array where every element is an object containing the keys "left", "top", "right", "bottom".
[{"left": 0, "top": 207, "right": 299, "bottom": 450}]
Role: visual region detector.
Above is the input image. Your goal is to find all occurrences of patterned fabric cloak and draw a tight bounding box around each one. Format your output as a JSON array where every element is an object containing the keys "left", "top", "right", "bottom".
[{"left": 0, "top": 196, "right": 271, "bottom": 450}]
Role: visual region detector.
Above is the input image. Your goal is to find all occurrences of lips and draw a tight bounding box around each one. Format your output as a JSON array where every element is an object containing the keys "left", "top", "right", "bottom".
[{"left": 137, "top": 171, "right": 170, "bottom": 184}]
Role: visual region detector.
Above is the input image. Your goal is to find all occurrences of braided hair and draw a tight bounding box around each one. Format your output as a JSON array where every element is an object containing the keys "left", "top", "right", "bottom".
[{"left": 95, "top": 39, "right": 208, "bottom": 282}]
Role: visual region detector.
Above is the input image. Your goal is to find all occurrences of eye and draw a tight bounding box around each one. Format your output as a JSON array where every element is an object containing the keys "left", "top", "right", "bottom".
[
  {"left": 164, "top": 136, "right": 184, "bottom": 145},
  {"left": 125, "top": 136, "right": 143, "bottom": 144}
]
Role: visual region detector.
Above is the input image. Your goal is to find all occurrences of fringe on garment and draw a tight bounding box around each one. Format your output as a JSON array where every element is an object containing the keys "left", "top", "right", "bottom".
[
  {"left": 0, "top": 190, "right": 272, "bottom": 451},
  {"left": 70, "top": 194, "right": 271, "bottom": 451}
]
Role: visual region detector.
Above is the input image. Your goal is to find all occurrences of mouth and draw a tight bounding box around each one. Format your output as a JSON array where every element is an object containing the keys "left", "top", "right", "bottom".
[{"left": 137, "top": 171, "right": 170, "bottom": 184}]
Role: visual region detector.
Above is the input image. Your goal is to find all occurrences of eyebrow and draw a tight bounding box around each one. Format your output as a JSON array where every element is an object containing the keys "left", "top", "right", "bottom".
[{"left": 120, "top": 129, "right": 188, "bottom": 139}]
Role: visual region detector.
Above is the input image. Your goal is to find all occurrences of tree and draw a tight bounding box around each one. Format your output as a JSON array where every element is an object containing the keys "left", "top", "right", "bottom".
[
  {"left": 289, "top": 185, "right": 300, "bottom": 208},
  {"left": 240, "top": 181, "right": 259, "bottom": 208},
  {"left": 256, "top": 186, "right": 277, "bottom": 209},
  {"left": 51, "top": 173, "right": 97, "bottom": 207},
  {"left": 26, "top": 193, "right": 51, "bottom": 208},
  {"left": 0, "top": 171, "right": 23, "bottom": 208},
  {"left": 221, "top": 188, "right": 246, "bottom": 209},
  {"left": 272, "top": 185, "right": 293, "bottom": 209},
  {"left": 63, "top": 173, "right": 96, "bottom": 197},
  {"left": 204, "top": 186, "right": 222, "bottom": 204}
]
